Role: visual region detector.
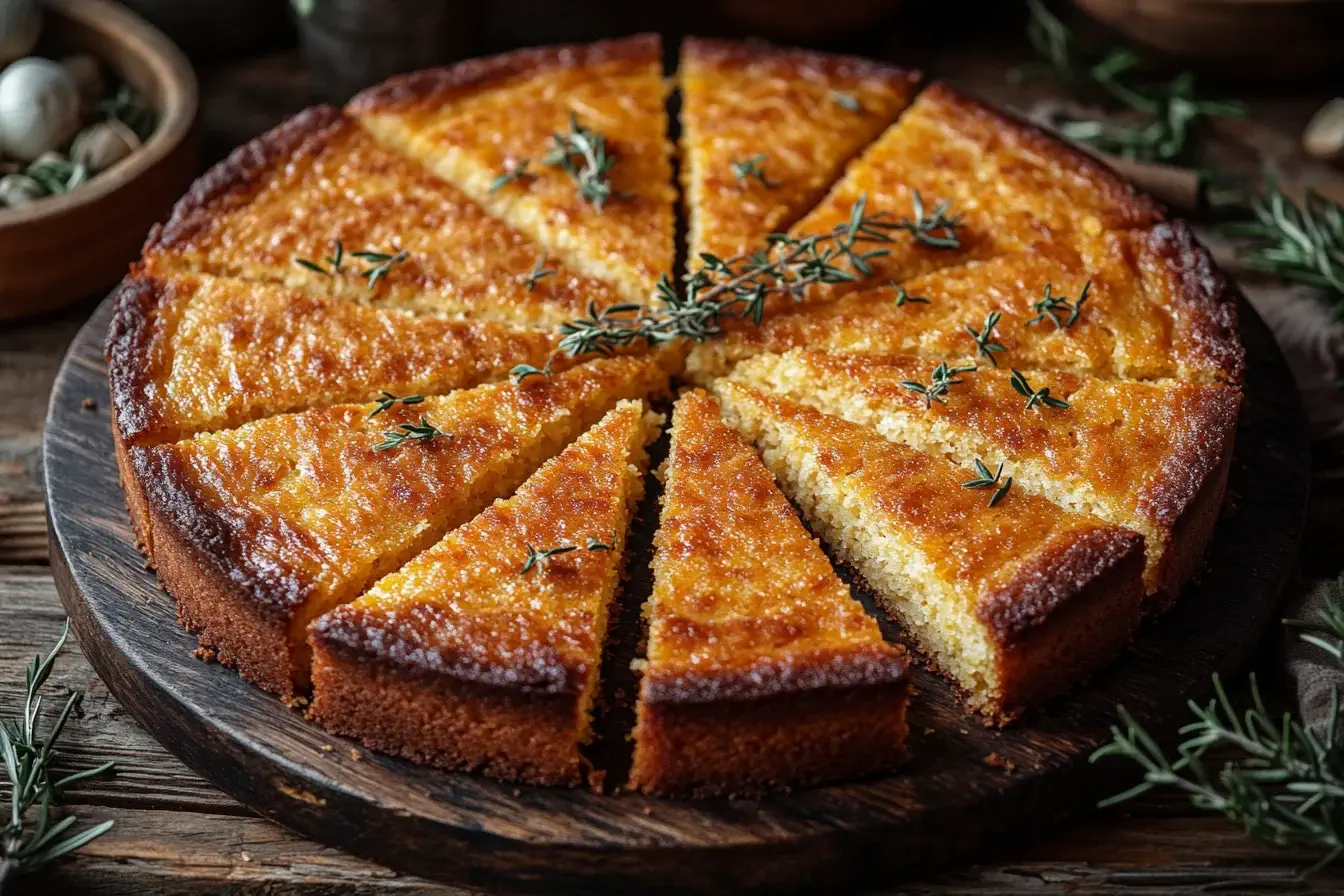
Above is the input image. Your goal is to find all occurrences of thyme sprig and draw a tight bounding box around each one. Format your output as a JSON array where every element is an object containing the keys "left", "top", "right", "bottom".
[
  {"left": 555, "top": 195, "right": 908, "bottom": 357},
  {"left": 962, "top": 459, "right": 1013, "bottom": 507},
  {"left": 520, "top": 538, "right": 613, "bottom": 574},
  {"left": 731, "top": 154, "right": 773, "bottom": 188},
  {"left": 510, "top": 358, "right": 555, "bottom": 384},
  {"left": 966, "top": 311, "right": 1006, "bottom": 366},
  {"left": 892, "top": 286, "right": 931, "bottom": 306},
  {"left": 1224, "top": 184, "right": 1344, "bottom": 312},
  {"left": 543, "top": 115, "right": 626, "bottom": 211},
  {"left": 367, "top": 392, "right": 424, "bottom": 418},
  {"left": 373, "top": 417, "right": 447, "bottom": 451},
  {"left": 351, "top": 248, "right": 409, "bottom": 291},
  {"left": 1028, "top": 281, "right": 1091, "bottom": 329},
  {"left": 831, "top": 90, "right": 861, "bottom": 112},
  {"left": 489, "top": 159, "right": 533, "bottom": 193},
  {"left": 1, "top": 622, "right": 116, "bottom": 885},
  {"left": 1093, "top": 578, "right": 1344, "bottom": 873},
  {"left": 901, "top": 361, "right": 977, "bottom": 409},
  {"left": 1010, "top": 368, "right": 1070, "bottom": 410},
  {"left": 294, "top": 239, "right": 345, "bottom": 276},
  {"left": 895, "top": 191, "right": 964, "bottom": 249},
  {"left": 521, "top": 253, "right": 555, "bottom": 291}
]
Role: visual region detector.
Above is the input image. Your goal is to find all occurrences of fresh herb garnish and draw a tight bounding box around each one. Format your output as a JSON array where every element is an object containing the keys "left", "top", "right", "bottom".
[
  {"left": 895, "top": 190, "right": 964, "bottom": 249},
  {"left": 730, "top": 154, "right": 773, "bottom": 188},
  {"left": 351, "top": 248, "right": 409, "bottom": 291},
  {"left": 892, "top": 286, "right": 931, "bottom": 306},
  {"left": 367, "top": 391, "right": 425, "bottom": 418},
  {"left": 901, "top": 361, "right": 977, "bottom": 409},
  {"left": 543, "top": 114, "right": 625, "bottom": 210},
  {"left": 831, "top": 90, "right": 861, "bottom": 112},
  {"left": 294, "top": 240, "right": 345, "bottom": 276},
  {"left": 554, "top": 195, "right": 902, "bottom": 357},
  {"left": 962, "top": 458, "right": 1013, "bottom": 507},
  {"left": 1010, "top": 368, "right": 1070, "bottom": 410},
  {"left": 1, "top": 622, "right": 116, "bottom": 885},
  {"left": 1224, "top": 184, "right": 1344, "bottom": 311},
  {"left": 489, "top": 159, "right": 533, "bottom": 193},
  {"left": 1028, "top": 281, "right": 1090, "bottom": 328},
  {"left": 373, "top": 416, "right": 446, "bottom": 451},
  {"left": 521, "top": 252, "right": 556, "bottom": 291},
  {"left": 520, "top": 543, "right": 577, "bottom": 573},
  {"left": 585, "top": 537, "right": 613, "bottom": 551},
  {"left": 966, "top": 311, "right": 1007, "bottom": 366},
  {"left": 510, "top": 358, "right": 555, "bottom": 384}
]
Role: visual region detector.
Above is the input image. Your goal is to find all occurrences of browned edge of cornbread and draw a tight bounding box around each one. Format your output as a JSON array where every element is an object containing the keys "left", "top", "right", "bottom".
[
  {"left": 681, "top": 36, "right": 920, "bottom": 91},
  {"left": 1147, "top": 220, "right": 1247, "bottom": 386},
  {"left": 106, "top": 272, "right": 177, "bottom": 448}
]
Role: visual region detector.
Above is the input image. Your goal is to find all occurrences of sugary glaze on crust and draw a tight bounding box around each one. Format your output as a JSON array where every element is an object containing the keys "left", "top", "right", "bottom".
[
  {"left": 687, "top": 222, "right": 1243, "bottom": 387},
  {"left": 726, "top": 350, "right": 1240, "bottom": 596},
  {"left": 106, "top": 269, "right": 561, "bottom": 447},
  {"left": 141, "top": 108, "right": 625, "bottom": 327},
  {"left": 679, "top": 37, "right": 919, "bottom": 263},
  {"left": 712, "top": 381, "right": 1145, "bottom": 718},
  {"left": 773, "top": 81, "right": 1164, "bottom": 311},
  {"left": 349, "top": 35, "right": 675, "bottom": 306},
  {"left": 123, "top": 356, "right": 669, "bottom": 698},
  {"left": 309, "top": 402, "right": 656, "bottom": 785},
  {"left": 628, "top": 389, "right": 906, "bottom": 795}
]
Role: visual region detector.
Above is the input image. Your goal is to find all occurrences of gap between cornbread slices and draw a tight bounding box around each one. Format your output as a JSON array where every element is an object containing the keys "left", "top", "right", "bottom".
[
  {"left": 685, "top": 221, "right": 1243, "bottom": 387},
  {"left": 726, "top": 350, "right": 1240, "bottom": 608},
  {"left": 628, "top": 389, "right": 907, "bottom": 796},
  {"left": 348, "top": 34, "right": 675, "bottom": 307},
  {"left": 139, "top": 106, "right": 627, "bottom": 327},
  {"left": 679, "top": 37, "right": 919, "bottom": 266},
  {"left": 107, "top": 268, "right": 566, "bottom": 448},
  {"left": 119, "top": 356, "right": 669, "bottom": 701},
  {"left": 747, "top": 81, "right": 1163, "bottom": 318},
  {"left": 711, "top": 381, "right": 1145, "bottom": 722},
  {"left": 308, "top": 401, "right": 658, "bottom": 786}
]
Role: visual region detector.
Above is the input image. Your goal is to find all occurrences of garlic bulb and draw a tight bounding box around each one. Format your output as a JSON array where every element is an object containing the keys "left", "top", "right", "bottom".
[
  {"left": 0, "top": 58, "right": 81, "bottom": 162},
  {"left": 61, "top": 54, "right": 103, "bottom": 113},
  {"left": 71, "top": 120, "right": 139, "bottom": 173},
  {"left": 0, "top": 0, "right": 40, "bottom": 69},
  {"left": 0, "top": 171, "right": 42, "bottom": 208}
]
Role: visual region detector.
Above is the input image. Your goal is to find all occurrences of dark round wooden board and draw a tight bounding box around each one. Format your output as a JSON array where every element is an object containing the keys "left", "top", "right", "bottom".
[{"left": 46, "top": 291, "right": 1307, "bottom": 895}]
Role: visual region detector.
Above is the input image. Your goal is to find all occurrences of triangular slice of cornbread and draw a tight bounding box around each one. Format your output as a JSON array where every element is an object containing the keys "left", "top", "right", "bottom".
[
  {"left": 727, "top": 350, "right": 1240, "bottom": 607},
  {"left": 679, "top": 37, "right": 919, "bottom": 265},
  {"left": 309, "top": 401, "right": 658, "bottom": 785},
  {"left": 349, "top": 35, "right": 676, "bottom": 306},
  {"left": 140, "top": 107, "right": 626, "bottom": 327},
  {"left": 761, "top": 82, "right": 1162, "bottom": 313},
  {"left": 122, "top": 356, "right": 668, "bottom": 700},
  {"left": 685, "top": 222, "right": 1243, "bottom": 387},
  {"left": 712, "top": 381, "right": 1145, "bottom": 722},
  {"left": 108, "top": 269, "right": 561, "bottom": 447},
  {"left": 628, "top": 390, "right": 907, "bottom": 796}
]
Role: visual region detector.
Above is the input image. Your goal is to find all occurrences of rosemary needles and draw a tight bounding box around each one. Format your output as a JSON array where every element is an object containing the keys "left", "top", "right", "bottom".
[
  {"left": 1, "top": 622, "right": 115, "bottom": 885},
  {"left": 1224, "top": 184, "right": 1344, "bottom": 311}
]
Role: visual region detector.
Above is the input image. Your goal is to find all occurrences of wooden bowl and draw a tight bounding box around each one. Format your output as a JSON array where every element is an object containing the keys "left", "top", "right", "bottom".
[
  {"left": 0, "top": 0, "right": 197, "bottom": 322},
  {"left": 1070, "top": 0, "right": 1344, "bottom": 81}
]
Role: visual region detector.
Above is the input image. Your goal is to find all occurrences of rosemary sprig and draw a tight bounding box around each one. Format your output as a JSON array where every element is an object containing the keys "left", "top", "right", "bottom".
[
  {"left": 489, "top": 159, "right": 533, "bottom": 193},
  {"left": 555, "top": 195, "right": 909, "bottom": 357},
  {"left": 1093, "top": 577, "right": 1344, "bottom": 873},
  {"left": 895, "top": 190, "right": 964, "bottom": 249},
  {"left": 1224, "top": 184, "right": 1344, "bottom": 311},
  {"left": 730, "top": 154, "right": 773, "bottom": 188},
  {"left": 1010, "top": 368, "right": 1070, "bottom": 410},
  {"left": 892, "top": 286, "right": 931, "bottom": 306},
  {"left": 373, "top": 417, "right": 447, "bottom": 451},
  {"left": 367, "top": 392, "right": 424, "bottom": 418},
  {"left": 521, "top": 253, "right": 556, "bottom": 292},
  {"left": 901, "top": 361, "right": 977, "bottom": 409},
  {"left": 1, "top": 622, "right": 116, "bottom": 885},
  {"left": 520, "top": 543, "right": 577, "bottom": 573},
  {"left": 585, "top": 537, "right": 613, "bottom": 551},
  {"left": 961, "top": 458, "right": 1013, "bottom": 507},
  {"left": 1028, "top": 281, "right": 1090, "bottom": 329},
  {"left": 966, "top": 311, "right": 1006, "bottom": 366},
  {"left": 510, "top": 358, "right": 554, "bottom": 384},
  {"left": 831, "top": 91, "right": 861, "bottom": 112},
  {"left": 543, "top": 114, "right": 625, "bottom": 211},
  {"left": 351, "top": 248, "right": 409, "bottom": 291}
]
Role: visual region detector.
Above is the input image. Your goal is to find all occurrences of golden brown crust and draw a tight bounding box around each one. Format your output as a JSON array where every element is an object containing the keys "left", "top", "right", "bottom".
[
  {"left": 347, "top": 34, "right": 661, "bottom": 113},
  {"left": 682, "top": 36, "right": 917, "bottom": 91},
  {"left": 1148, "top": 429, "right": 1236, "bottom": 612}
]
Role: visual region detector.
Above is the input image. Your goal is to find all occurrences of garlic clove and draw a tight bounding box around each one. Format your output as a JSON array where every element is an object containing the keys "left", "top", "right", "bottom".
[
  {"left": 0, "top": 0, "right": 41, "bottom": 69},
  {"left": 0, "top": 170, "right": 44, "bottom": 207},
  {"left": 70, "top": 119, "right": 139, "bottom": 173},
  {"left": 1304, "top": 98, "right": 1344, "bottom": 166},
  {"left": 60, "top": 53, "right": 103, "bottom": 114},
  {"left": 0, "top": 58, "right": 81, "bottom": 162}
]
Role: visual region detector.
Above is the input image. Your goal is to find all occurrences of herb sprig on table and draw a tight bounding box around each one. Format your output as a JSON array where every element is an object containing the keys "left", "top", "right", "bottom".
[
  {"left": 1, "top": 622, "right": 115, "bottom": 886},
  {"left": 1224, "top": 184, "right": 1344, "bottom": 313}
]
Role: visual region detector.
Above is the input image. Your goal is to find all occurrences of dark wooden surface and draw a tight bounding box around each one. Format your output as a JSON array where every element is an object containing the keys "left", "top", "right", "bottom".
[{"left": 4, "top": 35, "right": 1344, "bottom": 896}]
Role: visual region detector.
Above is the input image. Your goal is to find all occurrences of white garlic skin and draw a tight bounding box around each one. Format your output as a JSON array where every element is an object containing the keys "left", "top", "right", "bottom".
[
  {"left": 0, "top": 57, "right": 81, "bottom": 162},
  {"left": 0, "top": 0, "right": 40, "bottom": 69},
  {"left": 71, "top": 120, "right": 139, "bottom": 173},
  {"left": 0, "top": 171, "right": 43, "bottom": 208}
]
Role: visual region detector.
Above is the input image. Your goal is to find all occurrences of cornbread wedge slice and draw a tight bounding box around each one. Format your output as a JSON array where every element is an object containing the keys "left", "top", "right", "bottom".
[
  {"left": 712, "top": 381, "right": 1146, "bottom": 721},
  {"left": 309, "top": 401, "right": 657, "bottom": 786},
  {"left": 759, "top": 82, "right": 1162, "bottom": 314},
  {"left": 120, "top": 356, "right": 668, "bottom": 700},
  {"left": 679, "top": 37, "right": 919, "bottom": 264},
  {"left": 629, "top": 390, "right": 907, "bottom": 796},
  {"left": 686, "top": 222, "right": 1243, "bottom": 387},
  {"left": 107, "top": 269, "right": 561, "bottom": 447},
  {"left": 141, "top": 106, "right": 625, "bottom": 327},
  {"left": 727, "top": 350, "right": 1240, "bottom": 607},
  {"left": 349, "top": 35, "right": 676, "bottom": 306}
]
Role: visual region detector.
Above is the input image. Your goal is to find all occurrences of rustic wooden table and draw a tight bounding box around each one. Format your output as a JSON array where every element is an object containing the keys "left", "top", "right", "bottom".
[{"left": 5, "top": 39, "right": 1344, "bottom": 894}]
